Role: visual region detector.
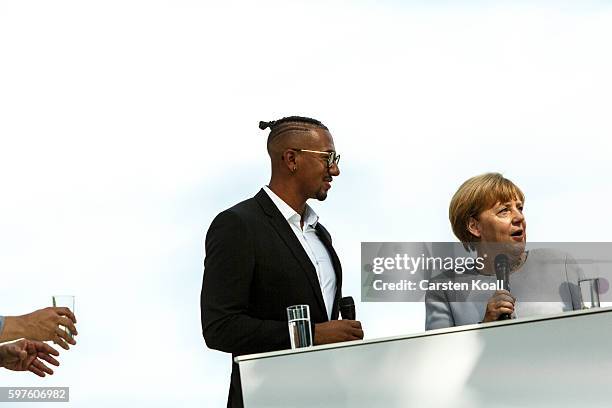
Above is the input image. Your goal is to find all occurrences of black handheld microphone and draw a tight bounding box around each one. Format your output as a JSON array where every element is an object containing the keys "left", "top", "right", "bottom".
[
  {"left": 494, "top": 254, "right": 512, "bottom": 320},
  {"left": 339, "top": 296, "right": 356, "bottom": 320}
]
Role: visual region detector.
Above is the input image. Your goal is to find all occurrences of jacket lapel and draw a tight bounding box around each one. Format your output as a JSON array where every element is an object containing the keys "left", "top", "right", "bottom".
[{"left": 254, "top": 189, "right": 327, "bottom": 318}]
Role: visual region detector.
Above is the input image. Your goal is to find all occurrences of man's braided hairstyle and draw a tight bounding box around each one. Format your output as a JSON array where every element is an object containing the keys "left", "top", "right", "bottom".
[{"left": 259, "top": 116, "right": 328, "bottom": 149}]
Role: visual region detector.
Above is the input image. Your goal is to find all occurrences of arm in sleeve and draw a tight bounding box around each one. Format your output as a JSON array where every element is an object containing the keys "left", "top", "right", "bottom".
[
  {"left": 425, "top": 289, "right": 455, "bottom": 330},
  {"left": 201, "top": 210, "right": 290, "bottom": 355}
]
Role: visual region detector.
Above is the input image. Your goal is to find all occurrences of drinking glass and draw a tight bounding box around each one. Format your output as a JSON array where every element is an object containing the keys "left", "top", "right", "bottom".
[
  {"left": 287, "top": 305, "right": 313, "bottom": 349},
  {"left": 579, "top": 279, "right": 601, "bottom": 309},
  {"left": 52, "top": 295, "right": 75, "bottom": 338}
]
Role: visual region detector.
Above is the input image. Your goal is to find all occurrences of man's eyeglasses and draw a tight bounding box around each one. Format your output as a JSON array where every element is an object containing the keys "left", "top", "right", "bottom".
[{"left": 291, "top": 149, "right": 341, "bottom": 167}]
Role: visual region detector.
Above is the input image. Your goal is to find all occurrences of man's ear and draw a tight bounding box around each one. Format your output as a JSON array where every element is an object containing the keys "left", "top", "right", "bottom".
[
  {"left": 467, "top": 217, "right": 481, "bottom": 238},
  {"left": 282, "top": 149, "right": 298, "bottom": 172}
]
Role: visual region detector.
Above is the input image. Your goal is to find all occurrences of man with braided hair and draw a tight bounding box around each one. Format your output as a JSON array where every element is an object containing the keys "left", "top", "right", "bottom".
[{"left": 201, "top": 116, "right": 363, "bottom": 407}]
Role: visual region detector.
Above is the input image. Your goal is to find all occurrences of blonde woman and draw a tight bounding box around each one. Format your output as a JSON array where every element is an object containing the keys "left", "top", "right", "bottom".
[{"left": 425, "top": 173, "right": 582, "bottom": 330}]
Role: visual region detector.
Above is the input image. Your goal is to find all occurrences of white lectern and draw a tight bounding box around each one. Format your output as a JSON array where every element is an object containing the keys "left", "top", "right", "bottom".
[{"left": 236, "top": 307, "right": 612, "bottom": 407}]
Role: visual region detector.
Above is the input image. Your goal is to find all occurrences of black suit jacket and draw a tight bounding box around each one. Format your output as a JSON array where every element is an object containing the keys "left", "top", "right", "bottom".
[{"left": 201, "top": 189, "right": 342, "bottom": 408}]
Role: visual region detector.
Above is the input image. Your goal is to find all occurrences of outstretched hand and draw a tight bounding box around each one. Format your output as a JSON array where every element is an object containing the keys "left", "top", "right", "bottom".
[{"left": 0, "top": 339, "right": 60, "bottom": 377}]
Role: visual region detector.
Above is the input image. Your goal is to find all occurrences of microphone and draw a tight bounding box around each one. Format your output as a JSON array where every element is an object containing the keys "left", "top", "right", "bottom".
[
  {"left": 494, "top": 254, "right": 512, "bottom": 320},
  {"left": 339, "top": 296, "right": 355, "bottom": 320}
]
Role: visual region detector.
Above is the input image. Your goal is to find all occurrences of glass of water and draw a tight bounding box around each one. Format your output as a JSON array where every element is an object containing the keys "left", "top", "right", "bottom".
[
  {"left": 287, "top": 304, "right": 313, "bottom": 349},
  {"left": 579, "top": 279, "right": 601, "bottom": 309},
  {"left": 52, "top": 295, "right": 75, "bottom": 338}
]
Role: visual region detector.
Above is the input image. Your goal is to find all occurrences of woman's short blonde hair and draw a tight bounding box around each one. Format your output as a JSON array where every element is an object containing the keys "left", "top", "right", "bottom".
[{"left": 449, "top": 173, "right": 525, "bottom": 251}]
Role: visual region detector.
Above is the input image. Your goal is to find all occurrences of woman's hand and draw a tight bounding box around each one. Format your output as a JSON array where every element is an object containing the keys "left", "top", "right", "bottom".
[{"left": 483, "top": 290, "right": 516, "bottom": 322}]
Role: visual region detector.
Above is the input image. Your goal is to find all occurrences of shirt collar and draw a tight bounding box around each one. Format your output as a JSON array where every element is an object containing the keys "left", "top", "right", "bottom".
[{"left": 263, "top": 185, "right": 319, "bottom": 228}]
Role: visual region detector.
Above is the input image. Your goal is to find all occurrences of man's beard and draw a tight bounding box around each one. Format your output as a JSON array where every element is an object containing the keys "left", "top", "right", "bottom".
[{"left": 315, "top": 189, "right": 328, "bottom": 201}]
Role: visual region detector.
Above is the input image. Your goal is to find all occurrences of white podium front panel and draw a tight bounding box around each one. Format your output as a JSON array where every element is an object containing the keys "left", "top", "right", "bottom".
[{"left": 236, "top": 308, "right": 612, "bottom": 408}]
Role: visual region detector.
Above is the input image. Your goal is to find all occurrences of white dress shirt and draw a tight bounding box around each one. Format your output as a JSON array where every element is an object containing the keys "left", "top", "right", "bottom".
[{"left": 263, "top": 186, "right": 337, "bottom": 320}]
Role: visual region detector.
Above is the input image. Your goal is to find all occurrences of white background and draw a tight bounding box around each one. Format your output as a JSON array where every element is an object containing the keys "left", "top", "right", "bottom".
[{"left": 1, "top": 0, "right": 611, "bottom": 406}]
